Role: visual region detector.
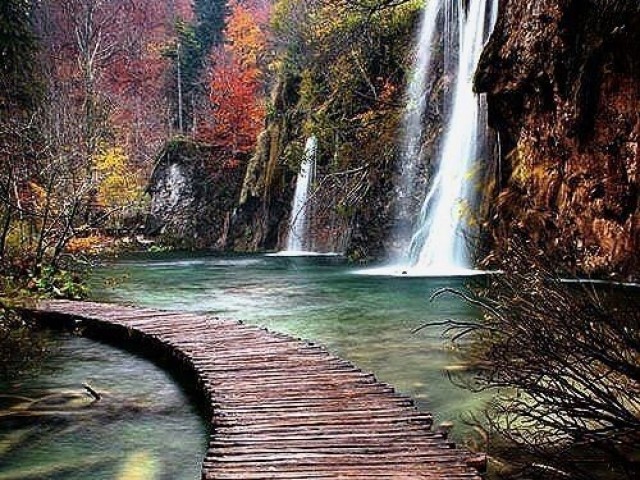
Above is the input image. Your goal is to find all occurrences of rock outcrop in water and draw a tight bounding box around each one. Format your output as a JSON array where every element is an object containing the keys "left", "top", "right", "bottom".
[{"left": 476, "top": 0, "right": 640, "bottom": 279}]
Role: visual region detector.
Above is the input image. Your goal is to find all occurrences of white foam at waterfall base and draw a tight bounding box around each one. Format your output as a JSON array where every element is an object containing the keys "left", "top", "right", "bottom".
[
  {"left": 380, "top": 0, "right": 498, "bottom": 278},
  {"left": 266, "top": 251, "right": 341, "bottom": 258},
  {"left": 354, "top": 264, "right": 492, "bottom": 278}
]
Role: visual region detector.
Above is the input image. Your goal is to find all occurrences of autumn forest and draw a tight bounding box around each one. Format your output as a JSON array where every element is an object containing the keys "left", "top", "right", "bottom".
[{"left": 1, "top": 0, "right": 279, "bottom": 289}]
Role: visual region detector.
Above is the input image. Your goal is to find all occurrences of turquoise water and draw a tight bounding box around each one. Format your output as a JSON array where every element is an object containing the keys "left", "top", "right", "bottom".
[
  {"left": 90, "top": 253, "right": 489, "bottom": 432},
  {"left": 0, "top": 332, "right": 206, "bottom": 479}
]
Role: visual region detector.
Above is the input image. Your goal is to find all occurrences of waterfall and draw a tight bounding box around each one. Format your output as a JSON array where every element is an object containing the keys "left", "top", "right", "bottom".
[
  {"left": 286, "top": 136, "right": 317, "bottom": 252},
  {"left": 395, "top": 0, "right": 444, "bottom": 226},
  {"left": 399, "top": 0, "right": 498, "bottom": 274}
]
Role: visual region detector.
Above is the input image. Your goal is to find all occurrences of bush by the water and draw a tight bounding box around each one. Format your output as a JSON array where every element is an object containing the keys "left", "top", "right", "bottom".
[{"left": 440, "top": 241, "right": 639, "bottom": 480}]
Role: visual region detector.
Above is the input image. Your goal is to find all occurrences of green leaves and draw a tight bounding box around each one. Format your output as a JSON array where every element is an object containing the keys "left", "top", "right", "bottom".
[{"left": 32, "top": 266, "right": 87, "bottom": 300}]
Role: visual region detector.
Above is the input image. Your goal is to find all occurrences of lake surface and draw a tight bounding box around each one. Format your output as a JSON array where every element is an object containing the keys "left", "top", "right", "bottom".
[
  {"left": 0, "top": 332, "right": 206, "bottom": 480},
  {"left": 90, "top": 253, "right": 489, "bottom": 432}
]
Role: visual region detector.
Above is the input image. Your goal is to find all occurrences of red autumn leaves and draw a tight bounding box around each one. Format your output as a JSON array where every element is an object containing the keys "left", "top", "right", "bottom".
[{"left": 197, "top": 0, "right": 270, "bottom": 156}]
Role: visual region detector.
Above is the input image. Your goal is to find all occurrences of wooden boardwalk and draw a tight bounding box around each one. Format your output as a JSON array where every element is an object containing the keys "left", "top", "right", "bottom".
[{"left": 29, "top": 300, "right": 484, "bottom": 480}]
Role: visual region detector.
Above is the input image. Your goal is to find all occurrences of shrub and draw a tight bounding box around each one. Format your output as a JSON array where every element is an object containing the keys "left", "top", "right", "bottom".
[{"left": 437, "top": 239, "right": 640, "bottom": 479}]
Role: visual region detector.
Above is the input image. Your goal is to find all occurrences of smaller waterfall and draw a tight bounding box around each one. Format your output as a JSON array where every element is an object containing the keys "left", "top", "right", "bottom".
[{"left": 285, "top": 136, "right": 317, "bottom": 253}]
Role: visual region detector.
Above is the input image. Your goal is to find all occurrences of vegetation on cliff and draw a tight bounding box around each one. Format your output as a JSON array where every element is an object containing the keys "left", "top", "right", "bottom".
[{"left": 231, "top": 0, "right": 421, "bottom": 257}]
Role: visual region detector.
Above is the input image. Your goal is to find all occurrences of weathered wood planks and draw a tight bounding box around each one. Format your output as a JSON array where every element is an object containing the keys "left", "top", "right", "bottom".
[{"left": 28, "top": 300, "right": 484, "bottom": 480}]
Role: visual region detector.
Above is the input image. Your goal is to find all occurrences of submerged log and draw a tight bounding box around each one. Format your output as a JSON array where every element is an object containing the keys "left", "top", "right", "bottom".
[{"left": 82, "top": 383, "right": 101, "bottom": 401}]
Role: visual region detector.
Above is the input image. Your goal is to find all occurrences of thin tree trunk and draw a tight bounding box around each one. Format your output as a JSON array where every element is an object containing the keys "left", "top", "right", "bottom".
[
  {"left": 51, "top": 197, "right": 80, "bottom": 269},
  {"left": 0, "top": 208, "right": 12, "bottom": 260},
  {"left": 0, "top": 170, "right": 15, "bottom": 259},
  {"left": 177, "top": 41, "right": 184, "bottom": 133},
  {"left": 34, "top": 172, "right": 56, "bottom": 273}
]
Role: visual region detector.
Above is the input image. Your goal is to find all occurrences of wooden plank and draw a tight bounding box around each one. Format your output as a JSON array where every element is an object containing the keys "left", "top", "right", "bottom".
[{"left": 27, "top": 300, "right": 483, "bottom": 479}]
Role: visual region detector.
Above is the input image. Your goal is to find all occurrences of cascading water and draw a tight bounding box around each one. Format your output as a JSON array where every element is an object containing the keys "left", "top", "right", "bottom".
[
  {"left": 285, "top": 136, "right": 317, "bottom": 253},
  {"left": 396, "top": 0, "right": 498, "bottom": 275},
  {"left": 395, "top": 0, "right": 444, "bottom": 226}
]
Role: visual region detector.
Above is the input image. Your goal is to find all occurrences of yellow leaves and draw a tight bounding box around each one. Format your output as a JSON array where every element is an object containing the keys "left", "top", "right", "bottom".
[
  {"left": 96, "top": 146, "right": 126, "bottom": 173},
  {"left": 95, "top": 146, "right": 143, "bottom": 210},
  {"left": 145, "top": 41, "right": 166, "bottom": 56},
  {"left": 66, "top": 235, "right": 108, "bottom": 254}
]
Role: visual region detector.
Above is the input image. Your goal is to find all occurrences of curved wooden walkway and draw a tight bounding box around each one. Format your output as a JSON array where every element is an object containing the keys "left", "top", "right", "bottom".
[{"left": 28, "top": 300, "right": 484, "bottom": 480}]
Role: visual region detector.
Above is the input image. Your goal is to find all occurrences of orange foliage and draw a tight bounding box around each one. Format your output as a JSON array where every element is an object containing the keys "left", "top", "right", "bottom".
[
  {"left": 196, "top": 0, "right": 270, "bottom": 156},
  {"left": 65, "top": 235, "right": 110, "bottom": 255},
  {"left": 199, "top": 48, "right": 265, "bottom": 154},
  {"left": 225, "top": 0, "right": 269, "bottom": 68}
]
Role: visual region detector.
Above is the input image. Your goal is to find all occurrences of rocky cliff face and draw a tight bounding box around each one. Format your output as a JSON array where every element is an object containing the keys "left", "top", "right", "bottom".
[
  {"left": 228, "top": 73, "right": 391, "bottom": 257},
  {"left": 227, "top": 77, "right": 299, "bottom": 252},
  {"left": 476, "top": 0, "right": 640, "bottom": 279},
  {"left": 147, "top": 140, "right": 243, "bottom": 249}
]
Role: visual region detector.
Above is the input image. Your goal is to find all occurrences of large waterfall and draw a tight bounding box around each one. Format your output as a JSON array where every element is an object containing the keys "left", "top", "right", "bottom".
[
  {"left": 395, "top": 0, "right": 443, "bottom": 223},
  {"left": 398, "top": 0, "right": 498, "bottom": 275},
  {"left": 285, "top": 136, "right": 317, "bottom": 253}
]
